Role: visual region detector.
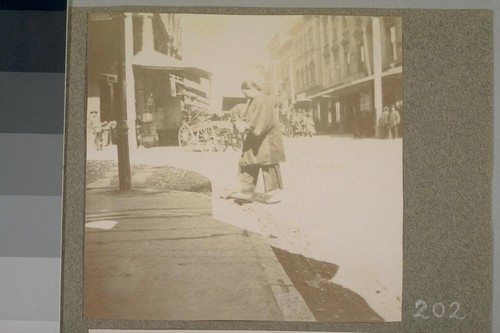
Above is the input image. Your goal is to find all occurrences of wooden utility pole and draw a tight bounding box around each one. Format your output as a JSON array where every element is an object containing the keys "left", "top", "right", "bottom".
[
  {"left": 115, "top": 14, "right": 132, "bottom": 191},
  {"left": 372, "top": 17, "right": 383, "bottom": 139}
]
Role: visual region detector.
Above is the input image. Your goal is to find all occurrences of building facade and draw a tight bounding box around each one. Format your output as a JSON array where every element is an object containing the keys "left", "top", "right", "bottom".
[
  {"left": 267, "top": 15, "right": 402, "bottom": 138},
  {"left": 87, "top": 13, "right": 211, "bottom": 149}
]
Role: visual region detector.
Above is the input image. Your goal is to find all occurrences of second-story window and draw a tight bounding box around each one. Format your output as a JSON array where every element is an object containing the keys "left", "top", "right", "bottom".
[
  {"left": 310, "top": 60, "right": 315, "bottom": 84},
  {"left": 308, "top": 27, "right": 313, "bottom": 49},
  {"left": 390, "top": 25, "right": 398, "bottom": 61},
  {"left": 305, "top": 64, "right": 310, "bottom": 86},
  {"left": 329, "top": 53, "right": 335, "bottom": 82},
  {"left": 333, "top": 49, "right": 340, "bottom": 81},
  {"left": 332, "top": 16, "right": 337, "bottom": 41},
  {"left": 323, "top": 21, "right": 328, "bottom": 44},
  {"left": 344, "top": 50, "right": 350, "bottom": 76}
]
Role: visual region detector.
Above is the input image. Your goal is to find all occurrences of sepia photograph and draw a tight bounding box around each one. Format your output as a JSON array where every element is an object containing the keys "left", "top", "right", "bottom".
[{"left": 83, "top": 12, "right": 403, "bottom": 322}]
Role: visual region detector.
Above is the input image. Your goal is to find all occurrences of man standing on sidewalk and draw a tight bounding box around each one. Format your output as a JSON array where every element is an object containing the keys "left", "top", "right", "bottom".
[
  {"left": 89, "top": 110, "right": 103, "bottom": 151},
  {"left": 388, "top": 104, "right": 401, "bottom": 139},
  {"left": 232, "top": 80, "right": 286, "bottom": 204}
]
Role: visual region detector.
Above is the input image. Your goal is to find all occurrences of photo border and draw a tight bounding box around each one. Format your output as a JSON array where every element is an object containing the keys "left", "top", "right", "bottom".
[{"left": 61, "top": 6, "right": 493, "bottom": 333}]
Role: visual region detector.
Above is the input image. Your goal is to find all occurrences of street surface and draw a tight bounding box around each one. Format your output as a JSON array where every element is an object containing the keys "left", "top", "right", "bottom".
[{"left": 87, "top": 135, "right": 403, "bottom": 321}]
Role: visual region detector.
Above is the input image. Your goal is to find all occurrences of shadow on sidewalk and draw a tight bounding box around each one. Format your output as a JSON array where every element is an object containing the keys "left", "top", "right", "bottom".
[{"left": 272, "top": 248, "right": 385, "bottom": 322}]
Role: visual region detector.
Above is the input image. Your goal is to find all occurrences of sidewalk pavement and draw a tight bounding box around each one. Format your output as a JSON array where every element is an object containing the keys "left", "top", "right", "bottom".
[{"left": 84, "top": 167, "right": 315, "bottom": 321}]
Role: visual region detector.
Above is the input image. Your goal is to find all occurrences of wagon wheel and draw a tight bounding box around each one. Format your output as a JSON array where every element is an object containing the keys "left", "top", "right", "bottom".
[
  {"left": 178, "top": 124, "right": 195, "bottom": 148},
  {"left": 213, "top": 129, "right": 229, "bottom": 152},
  {"left": 210, "top": 126, "right": 229, "bottom": 152},
  {"left": 197, "top": 125, "right": 216, "bottom": 151},
  {"left": 209, "top": 126, "right": 228, "bottom": 152},
  {"left": 230, "top": 132, "right": 243, "bottom": 151},
  {"left": 213, "top": 135, "right": 227, "bottom": 152}
]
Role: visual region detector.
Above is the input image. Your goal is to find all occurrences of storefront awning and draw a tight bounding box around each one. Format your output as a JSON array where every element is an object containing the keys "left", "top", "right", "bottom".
[
  {"left": 307, "top": 66, "right": 402, "bottom": 100},
  {"left": 133, "top": 49, "right": 212, "bottom": 79},
  {"left": 181, "top": 90, "right": 210, "bottom": 105},
  {"left": 294, "top": 98, "right": 311, "bottom": 104},
  {"left": 173, "top": 78, "right": 209, "bottom": 100}
]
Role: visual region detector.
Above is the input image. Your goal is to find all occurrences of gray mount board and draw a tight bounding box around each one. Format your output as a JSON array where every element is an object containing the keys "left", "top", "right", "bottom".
[{"left": 61, "top": 6, "right": 493, "bottom": 333}]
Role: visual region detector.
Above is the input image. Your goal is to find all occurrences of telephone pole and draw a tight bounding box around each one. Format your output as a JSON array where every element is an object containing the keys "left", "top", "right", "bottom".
[
  {"left": 115, "top": 13, "right": 132, "bottom": 191},
  {"left": 372, "top": 17, "right": 383, "bottom": 139}
]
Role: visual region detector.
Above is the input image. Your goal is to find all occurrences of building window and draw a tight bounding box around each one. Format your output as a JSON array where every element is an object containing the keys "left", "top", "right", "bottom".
[
  {"left": 310, "top": 60, "right": 315, "bottom": 84},
  {"left": 342, "top": 16, "right": 347, "bottom": 32},
  {"left": 332, "top": 16, "right": 338, "bottom": 41},
  {"left": 390, "top": 25, "right": 398, "bottom": 61},
  {"left": 323, "top": 21, "right": 329, "bottom": 44},
  {"left": 360, "top": 45, "right": 365, "bottom": 62},
  {"left": 308, "top": 27, "right": 313, "bottom": 49},
  {"left": 332, "top": 49, "right": 340, "bottom": 81},
  {"left": 305, "top": 64, "right": 309, "bottom": 86},
  {"left": 344, "top": 50, "right": 350, "bottom": 76}
]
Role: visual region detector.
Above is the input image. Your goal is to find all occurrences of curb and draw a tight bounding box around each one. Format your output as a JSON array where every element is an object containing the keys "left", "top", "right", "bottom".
[{"left": 247, "top": 231, "right": 315, "bottom": 322}]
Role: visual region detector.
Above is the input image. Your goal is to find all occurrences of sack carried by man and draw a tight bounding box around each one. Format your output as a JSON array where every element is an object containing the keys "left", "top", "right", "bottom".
[{"left": 234, "top": 119, "right": 249, "bottom": 134}]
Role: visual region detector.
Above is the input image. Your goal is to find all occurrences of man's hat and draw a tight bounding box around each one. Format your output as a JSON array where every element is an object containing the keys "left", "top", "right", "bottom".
[
  {"left": 241, "top": 79, "right": 262, "bottom": 91},
  {"left": 90, "top": 110, "right": 98, "bottom": 114}
]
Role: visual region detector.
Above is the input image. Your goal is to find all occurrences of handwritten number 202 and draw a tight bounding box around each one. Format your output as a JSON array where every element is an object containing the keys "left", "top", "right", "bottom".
[
  {"left": 449, "top": 301, "right": 466, "bottom": 320},
  {"left": 414, "top": 300, "right": 465, "bottom": 320}
]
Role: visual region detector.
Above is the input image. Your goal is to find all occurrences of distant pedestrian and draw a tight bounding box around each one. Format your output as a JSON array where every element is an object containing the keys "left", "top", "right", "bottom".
[
  {"left": 101, "top": 121, "right": 110, "bottom": 146},
  {"left": 231, "top": 80, "right": 286, "bottom": 204},
  {"left": 395, "top": 100, "right": 403, "bottom": 138},
  {"left": 388, "top": 105, "right": 401, "bottom": 139},
  {"left": 304, "top": 114, "right": 316, "bottom": 137},
  {"left": 89, "top": 110, "right": 103, "bottom": 150},
  {"left": 378, "top": 106, "right": 391, "bottom": 139},
  {"left": 102, "top": 120, "right": 117, "bottom": 146},
  {"left": 135, "top": 118, "right": 143, "bottom": 148}
]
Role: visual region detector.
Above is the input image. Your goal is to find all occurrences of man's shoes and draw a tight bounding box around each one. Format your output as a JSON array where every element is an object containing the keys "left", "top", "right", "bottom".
[
  {"left": 229, "top": 191, "right": 253, "bottom": 201},
  {"left": 264, "top": 190, "right": 282, "bottom": 204}
]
